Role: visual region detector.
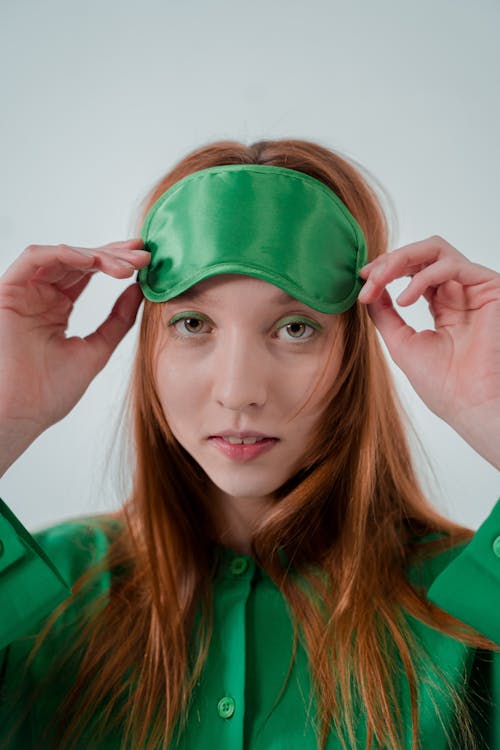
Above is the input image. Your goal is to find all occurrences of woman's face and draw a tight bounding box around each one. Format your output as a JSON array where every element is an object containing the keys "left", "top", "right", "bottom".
[{"left": 153, "top": 274, "right": 344, "bottom": 501}]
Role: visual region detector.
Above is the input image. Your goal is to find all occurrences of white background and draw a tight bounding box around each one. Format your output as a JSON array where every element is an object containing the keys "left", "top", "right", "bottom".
[{"left": 0, "top": 0, "right": 498, "bottom": 532}]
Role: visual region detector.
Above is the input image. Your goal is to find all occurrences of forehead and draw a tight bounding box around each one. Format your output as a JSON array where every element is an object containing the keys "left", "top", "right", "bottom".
[{"left": 167, "top": 274, "right": 302, "bottom": 307}]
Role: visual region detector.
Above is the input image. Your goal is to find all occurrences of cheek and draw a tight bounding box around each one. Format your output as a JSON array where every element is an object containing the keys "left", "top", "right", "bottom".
[
  {"left": 154, "top": 349, "right": 209, "bottom": 426},
  {"left": 289, "top": 356, "right": 343, "bottom": 425},
  {"left": 293, "top": 338, "right": 343, "bottom": 393}
]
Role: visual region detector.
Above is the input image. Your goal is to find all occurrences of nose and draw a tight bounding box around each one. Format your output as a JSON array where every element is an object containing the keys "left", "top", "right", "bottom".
[{"left": 212, "top": 333, "right": 268, "bottom": 411}]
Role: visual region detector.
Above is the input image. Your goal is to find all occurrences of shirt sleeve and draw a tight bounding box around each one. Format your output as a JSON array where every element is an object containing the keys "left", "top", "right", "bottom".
[
  {"left": 427, "top": 498, "right": 500, "bottom": 647},
  {"left": 0, "top": 497, "right": 72, "bottom": 652}
]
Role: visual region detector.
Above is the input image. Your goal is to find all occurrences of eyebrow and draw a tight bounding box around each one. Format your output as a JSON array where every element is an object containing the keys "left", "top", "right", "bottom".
[{"left": 170, "top": 286, "right": 299, "bottom": 306}]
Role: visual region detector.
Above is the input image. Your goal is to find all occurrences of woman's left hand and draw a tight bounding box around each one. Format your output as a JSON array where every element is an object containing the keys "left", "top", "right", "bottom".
[{"left": 358, "top": 235, "right": 500, "bottom": 470}]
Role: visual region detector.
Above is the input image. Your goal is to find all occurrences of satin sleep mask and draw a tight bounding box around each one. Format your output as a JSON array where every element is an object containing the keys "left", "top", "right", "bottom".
[{"left": 138, "top": 164, "right": 368, "bottom": 313}]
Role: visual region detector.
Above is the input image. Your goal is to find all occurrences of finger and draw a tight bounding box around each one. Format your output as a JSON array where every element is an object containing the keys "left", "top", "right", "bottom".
[
  {"left": 30, "top": 257, "right": 134, "bottom": 292},
  {"left": 35, "top": 246, "right": 151, "bottom": 281},
  {"left": 51, "top": 250, "right": 149, "bottom": 297},
  {"left": 27, "top": 268, "right": 93, "bottom": 303},
  {"left": 63, "top": 246, "right": 150, "bottom": 281},
  {"left": 365, "top": 289, "right": 421, "bottom": 367},
  {"left": 362, "top": 257, "right": 496, "bottom": 306},
  {"left": 72, "top": 238, "right": 146, "bottom": 254},
  {"left": 61, "top": 273, "right": 93, "bottom": 303},
  {"left": 82, "top": 283, "right": 144, "bottom": 372},
  {"left": 2, "top": 241, "right": 149, "bottom": 287},
  {"left": 31, "top": 258, "right": 98, "bottom": 286},
  {"left": 92, "top": 248, "right": 151, "bottom": 274},
  {"left": 395, "top": 258, "right": 463, "bottom": 306},
  {"left": 358, "top": 251, "right": 445, "bottom": 304},
  {"left": 359, "top": 242, "right": 496, "bottom": 305},
  {"left": 22, "top": 247, "right": 150, "bottom": 286},
  {"left": 358, "top": 236, "right": 455, "bottom": 281},
  {"left": 2, "top": 245, "right": 96, "bottom": 285}
]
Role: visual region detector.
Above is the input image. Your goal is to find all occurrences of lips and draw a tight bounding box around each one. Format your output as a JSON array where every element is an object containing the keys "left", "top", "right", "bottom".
[
  {"left": 210, "top": 430, "right": 277, "bottom": 440},
  {"left": 218, "top": 436, "right": 268, "bottom": 444},
  {"left": 208, "top": 432, "right": 279, "bottom": 462}
]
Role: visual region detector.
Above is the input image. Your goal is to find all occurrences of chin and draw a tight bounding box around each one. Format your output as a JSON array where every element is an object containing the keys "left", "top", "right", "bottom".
[{"left": 207, "top": 470, "right": 288, "bottom": 500}]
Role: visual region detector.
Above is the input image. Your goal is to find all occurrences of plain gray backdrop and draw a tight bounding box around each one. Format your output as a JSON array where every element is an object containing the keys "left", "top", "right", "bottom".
[{"left": 1, "top": 0, "right": 498, "bottom": 532}]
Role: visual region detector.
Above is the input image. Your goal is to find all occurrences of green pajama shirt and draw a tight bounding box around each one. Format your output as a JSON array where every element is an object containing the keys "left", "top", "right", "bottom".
[{"left": 0, "top": 496, "right": 499, "bottom": 748}]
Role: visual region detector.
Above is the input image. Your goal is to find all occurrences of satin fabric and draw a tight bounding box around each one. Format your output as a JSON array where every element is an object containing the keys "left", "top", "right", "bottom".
[{"left": 138, "top": 165, "right": 368, "bottom": 313}]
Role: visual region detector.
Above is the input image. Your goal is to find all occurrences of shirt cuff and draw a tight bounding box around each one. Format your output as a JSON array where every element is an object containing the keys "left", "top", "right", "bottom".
[{"left": 427, "top": 497, "right": 500, "bottom": 646}]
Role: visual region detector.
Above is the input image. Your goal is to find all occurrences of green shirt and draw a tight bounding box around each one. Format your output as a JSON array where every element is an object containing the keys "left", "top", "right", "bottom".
[{"left": 0, "top": 496, "right": 499, "bottom": 748}]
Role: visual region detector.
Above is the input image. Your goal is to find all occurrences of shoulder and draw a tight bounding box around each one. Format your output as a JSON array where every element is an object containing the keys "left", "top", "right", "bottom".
[
  {"left": 407, "top": 499, "right": 500, "bottom": 596},
  {"left": 405, "top": 531, "right": 471, "bottom": 592},
  {"left": 32, "top": 512, "right": 124, "bottom": 588}
]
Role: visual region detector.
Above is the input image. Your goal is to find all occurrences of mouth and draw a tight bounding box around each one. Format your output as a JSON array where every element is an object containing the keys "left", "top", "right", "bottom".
[
  {"left": 208, "top": 433, "right": 279, "bottom": 462},
  {"left": 215, "top": 436, "right": 271, "bottom": 445}
]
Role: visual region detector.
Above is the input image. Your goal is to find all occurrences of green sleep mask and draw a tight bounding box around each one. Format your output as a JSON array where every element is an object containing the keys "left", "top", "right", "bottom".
[{"left": 138, "top": 164, "right": 367, "bottom": 313}]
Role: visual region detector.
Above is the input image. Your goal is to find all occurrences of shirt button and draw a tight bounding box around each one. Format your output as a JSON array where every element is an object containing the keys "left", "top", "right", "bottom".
[
  {"left": 217, "top": 696, "right": 235, "bottom": 719},
  {"left": 493, "top": 536, "right": 500, "bottom": 558},
  {"left": 230, "top": 557, "right": 248, "bottom": 576}
]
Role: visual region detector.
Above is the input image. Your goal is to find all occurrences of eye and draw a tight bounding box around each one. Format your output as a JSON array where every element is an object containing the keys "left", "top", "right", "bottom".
[
  {"left": 168, "top": 313, "right": 212, "bottom": 336},
  {"left": 276, "top": 317, "right": 319, "bottom": 342}
]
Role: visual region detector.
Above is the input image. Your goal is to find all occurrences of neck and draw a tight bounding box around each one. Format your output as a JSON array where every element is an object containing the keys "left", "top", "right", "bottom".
[{"left": 211, "top": 488, "right": 274, "bottom": 556}]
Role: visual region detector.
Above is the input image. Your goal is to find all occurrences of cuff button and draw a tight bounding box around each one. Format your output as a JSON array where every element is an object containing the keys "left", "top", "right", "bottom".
[{"left": 492, "top": 536, "right": 500, "bottom": 558}]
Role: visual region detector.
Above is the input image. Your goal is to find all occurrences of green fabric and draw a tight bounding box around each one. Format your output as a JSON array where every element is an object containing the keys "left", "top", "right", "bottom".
[
  {"left": 0, "top": 498, "right": 71, "bottom": 652},
  {"left": 0, "top": 498, "right": 499, "bottom": 748},
  {"left": 138, "top": 165, "right": 368, "bottom": 314},
  {"left": 427, "top": 504, "right": 500, "bottom": 645}
]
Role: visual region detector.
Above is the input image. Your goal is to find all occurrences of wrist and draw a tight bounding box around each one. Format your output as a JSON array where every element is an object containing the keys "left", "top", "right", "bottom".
[
  {"left": 447, "top": 402, "right": 500, "bottom": 471},
  {"left": 0, "top": 419, "right": 43, "bottom": 477}
]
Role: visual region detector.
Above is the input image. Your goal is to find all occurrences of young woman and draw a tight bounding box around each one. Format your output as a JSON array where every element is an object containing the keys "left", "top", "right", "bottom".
[{"left": 0, "top": 139, "right": 498, "bottom": 750}]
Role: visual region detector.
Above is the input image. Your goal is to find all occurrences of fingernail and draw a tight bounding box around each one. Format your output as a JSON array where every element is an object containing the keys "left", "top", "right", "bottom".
[{"left": 358, "top": 279, "right": 373, "bottom": 300}]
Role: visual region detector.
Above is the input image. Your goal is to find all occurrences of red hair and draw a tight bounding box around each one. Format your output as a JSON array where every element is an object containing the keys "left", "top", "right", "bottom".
[{"left": 12, "top": 138, "right": 497, "bottom": 749}]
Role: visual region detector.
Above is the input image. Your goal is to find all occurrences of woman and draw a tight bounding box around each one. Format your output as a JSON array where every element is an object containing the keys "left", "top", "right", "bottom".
[{"left": 0, "top": 139, "right": 498, "bottom": 750}]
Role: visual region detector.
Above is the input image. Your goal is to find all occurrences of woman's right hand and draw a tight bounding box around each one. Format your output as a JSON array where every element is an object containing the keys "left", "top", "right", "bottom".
[{"left": 0, "top": 239, "right": 151, "bottom": 464}]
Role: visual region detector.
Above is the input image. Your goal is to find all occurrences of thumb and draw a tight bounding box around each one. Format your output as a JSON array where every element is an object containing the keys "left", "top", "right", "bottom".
[
  {"left": 83, "top": 283, "right": 144, "bottom": 372},
  {"left": 365, "top": 288, "right": 419, "bottom": 367}
]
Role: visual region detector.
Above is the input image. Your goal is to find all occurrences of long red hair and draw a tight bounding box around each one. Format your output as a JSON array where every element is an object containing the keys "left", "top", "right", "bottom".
[{"left": 12, "top": 139, "right": 497, "bottom": 749}]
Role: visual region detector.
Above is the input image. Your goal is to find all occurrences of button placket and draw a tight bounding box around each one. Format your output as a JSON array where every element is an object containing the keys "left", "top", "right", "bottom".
[{"left": 212, "top": 553, "right": 254, "bottom": 747}]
